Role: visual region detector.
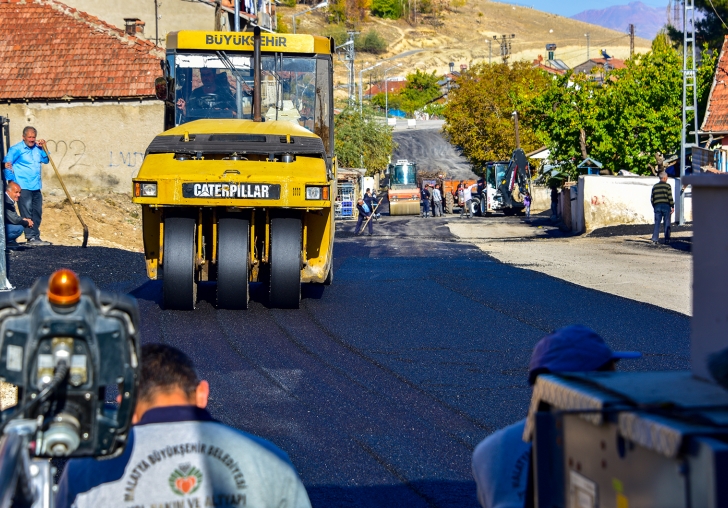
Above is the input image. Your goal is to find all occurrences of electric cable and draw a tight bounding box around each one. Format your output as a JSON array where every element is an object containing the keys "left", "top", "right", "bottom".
[{"left": 0, "top": 361, "right": 69, "bottom": 435}]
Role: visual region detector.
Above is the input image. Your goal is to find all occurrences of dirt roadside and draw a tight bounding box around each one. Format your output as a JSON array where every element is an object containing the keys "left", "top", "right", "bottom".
[
  {"left": 446, "top": 217, "right": 692, "bottom": 316},
  {"left": 13, "top": 190, "right": 143, "bottom": 252}
]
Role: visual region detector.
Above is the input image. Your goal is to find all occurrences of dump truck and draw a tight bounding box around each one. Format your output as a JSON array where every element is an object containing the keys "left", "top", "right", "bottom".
[
  {"left": 386, "top": 159, "right": 421, "bottom": 215},
  {"left": 132, "top": 29, "right": 336, "bottom": 310}
]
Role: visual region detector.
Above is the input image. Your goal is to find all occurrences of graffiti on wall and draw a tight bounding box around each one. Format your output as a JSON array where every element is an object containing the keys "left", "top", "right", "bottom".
[
  {"left": 45, "top": 140, "right": 90, "bottom": 172},
  {"left": 109, "top": 151, "right": 145, "bottom": 170}
]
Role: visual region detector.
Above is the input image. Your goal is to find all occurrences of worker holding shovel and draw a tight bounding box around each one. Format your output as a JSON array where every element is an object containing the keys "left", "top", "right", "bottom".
[{"left": 3, "top": 126, "right": 51, "bottom": 245}]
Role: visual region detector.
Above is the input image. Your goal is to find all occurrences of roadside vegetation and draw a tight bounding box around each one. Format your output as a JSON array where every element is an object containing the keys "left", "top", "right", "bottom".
[
  {"left": 443, "top": 34, "right": 717, "bottom": 179},
  {"left": 334, "top": 107, "right": 397, "bottom": 174}
]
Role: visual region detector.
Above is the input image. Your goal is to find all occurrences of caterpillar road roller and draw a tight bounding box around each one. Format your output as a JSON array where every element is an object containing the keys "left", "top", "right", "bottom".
[
  {"left": 132, "top": 28, "right": 335, "bottom": 310},
  {"left": 386, "top": 159, "right": 421, "bottom": 215}
]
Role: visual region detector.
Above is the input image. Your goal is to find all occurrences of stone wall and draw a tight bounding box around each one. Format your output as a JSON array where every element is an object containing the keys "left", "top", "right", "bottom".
[{"left": 0, "top": 100, "right": 164, "bottom": 194}]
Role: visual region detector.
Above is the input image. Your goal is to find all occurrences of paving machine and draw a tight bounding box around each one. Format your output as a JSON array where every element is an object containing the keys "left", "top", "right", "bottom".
[
  {"left": 132, "top": 29, "right": 336, "bottom": 310},
  {"left": 386, "top": 159, "right": 421, "bottom": 215}
]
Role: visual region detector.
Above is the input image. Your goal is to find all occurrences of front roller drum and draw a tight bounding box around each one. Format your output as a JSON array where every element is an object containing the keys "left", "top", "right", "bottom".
[
  {"left": 163, "top": 217, "right": 197, "bottom": 310},
  {"left": 217, "top": 217, "right": 250, "bottom": 309},
  {"left": 269, "top": 217, "right": 302, "bottom": 309}
]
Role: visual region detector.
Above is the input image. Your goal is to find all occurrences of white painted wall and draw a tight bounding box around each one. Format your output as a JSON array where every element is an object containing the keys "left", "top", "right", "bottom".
[
  {"left": 574, "top": 175, "right": 692, "bottom": 233},
  {"left": 1, "top": 101, "right": 164, "bottom": 194}
]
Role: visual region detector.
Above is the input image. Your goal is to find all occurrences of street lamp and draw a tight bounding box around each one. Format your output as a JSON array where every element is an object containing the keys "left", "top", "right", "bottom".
[
  {"left": 292, "top": 1, "right": 328, "bottom": 34},
  {"left": 359, "top": 61, "right": 386, "bottom": 114},
  {"left": 384, "top": 63, "right": 402, "bottom": 120}
]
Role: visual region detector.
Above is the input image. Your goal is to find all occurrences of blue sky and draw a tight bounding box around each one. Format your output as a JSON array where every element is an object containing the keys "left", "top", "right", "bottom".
[{"left": 500, "top": 0, "right": 668, "bottom": 18}]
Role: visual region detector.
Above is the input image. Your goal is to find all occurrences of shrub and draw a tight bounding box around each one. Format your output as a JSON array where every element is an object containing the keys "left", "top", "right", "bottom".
[
  {"left": 371, "top": 0, "right": 402, "bottom": 19},
  {"left": 276, "top": 13, "right": 290, "bottom": 33},
  {"left": 356, "top": 30, "right": 388, "bottom": 54},
  {"left": 323, "top": 24, "right": 349, "bottom": 46}
]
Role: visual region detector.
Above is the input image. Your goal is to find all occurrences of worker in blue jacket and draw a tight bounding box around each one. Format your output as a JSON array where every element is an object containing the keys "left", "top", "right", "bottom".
[{"left": 3, "top": 126, "right": 51, "bottom": 245}]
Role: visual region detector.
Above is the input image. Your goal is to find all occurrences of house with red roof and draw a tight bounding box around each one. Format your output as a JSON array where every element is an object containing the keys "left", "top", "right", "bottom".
[
  {"left": 698, "top": 35, "right": 728, "bottom": 173},
  {"left": 0, "top": 0, "right": 164, "bottom": 193},
  {"left": 701, "top": 36, "right": 728, "bottom": 143}
]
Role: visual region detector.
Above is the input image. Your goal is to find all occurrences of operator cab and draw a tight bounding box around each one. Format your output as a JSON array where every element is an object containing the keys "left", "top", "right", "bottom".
[
  {"left": 389, "top": 159, "right": 417, "bottom": 187},
  {"left": 161, "top": 47, "right": 331, "bottom": 150}
]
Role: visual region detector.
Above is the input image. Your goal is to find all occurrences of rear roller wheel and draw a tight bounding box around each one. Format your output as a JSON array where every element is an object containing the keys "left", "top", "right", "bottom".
[
  {"left": 217, "top": 217, "right": 250, "bottom": 309},
  {"left": 163, "top": 217, "right": 197, "bottom": 310},
  {"left": 269, "top": 217, "right": 302, "bottom": 309}
]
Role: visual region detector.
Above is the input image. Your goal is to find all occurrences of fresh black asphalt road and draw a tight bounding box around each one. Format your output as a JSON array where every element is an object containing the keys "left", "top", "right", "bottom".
[{"left": 6, "top": 217, "right": 690, "bottom": 507}]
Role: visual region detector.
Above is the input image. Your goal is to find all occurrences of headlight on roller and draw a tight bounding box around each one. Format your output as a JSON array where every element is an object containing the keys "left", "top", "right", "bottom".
[
  {"left": 306, "top": 186, "right": 329, "bottom": 200},
  {"left": 134, "top": 182, "right": 157, "bottom": 197}
]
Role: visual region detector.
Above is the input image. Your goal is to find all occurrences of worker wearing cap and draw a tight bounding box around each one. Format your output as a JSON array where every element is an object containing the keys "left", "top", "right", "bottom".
[{"left": 471, "top": 325, "right": 641, "bottom": 508}]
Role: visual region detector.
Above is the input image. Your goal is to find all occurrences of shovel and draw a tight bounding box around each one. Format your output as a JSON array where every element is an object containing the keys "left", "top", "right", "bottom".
[
  {"left": 356, "top": 198, "right": 382, "bottom": 236},
  {"left": 43, "top": 146, "right": 89, "bottom": 248}
]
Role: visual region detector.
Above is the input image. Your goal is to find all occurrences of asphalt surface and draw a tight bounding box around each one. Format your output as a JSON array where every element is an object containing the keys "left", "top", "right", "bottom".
[
  {"left": 6, "top": 217, "right": 690, "bottom": 507},
  {"left": 392, "top": 129, "right": 476, "bottom": 180}
]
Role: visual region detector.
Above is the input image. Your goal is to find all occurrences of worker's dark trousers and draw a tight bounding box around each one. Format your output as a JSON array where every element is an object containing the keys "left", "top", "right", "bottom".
[
  {"left": 18, "top": 189, "right": 42, "bottom": 240},
  {"left": 355, "top": 214, "right": 372, "bottom": 235},
  {"left": 422, "top": 199, "right": 430, "bottom": 217}
]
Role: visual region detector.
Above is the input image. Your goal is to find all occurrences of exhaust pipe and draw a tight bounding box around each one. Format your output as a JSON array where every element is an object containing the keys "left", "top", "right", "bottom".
[{"left": 253, "top": 27, "right": 262, "bottom": 122}]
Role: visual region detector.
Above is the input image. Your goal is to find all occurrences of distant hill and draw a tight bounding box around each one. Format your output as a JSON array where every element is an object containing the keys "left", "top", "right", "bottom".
[{"left": 571, "top": 1, "right": 666, "bottom": 41}]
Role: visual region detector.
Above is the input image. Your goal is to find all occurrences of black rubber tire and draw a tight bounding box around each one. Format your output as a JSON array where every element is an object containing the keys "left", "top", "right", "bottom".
[
  {"left": 471, "top": 197, "right": 481, "bottom": 217},
  {"left": 163, "top": 217, "right": 197, "bottom": 310},
  {"left": 269, "top": 217, "right": 302, "bottom": 309},
  {"left": 445, "top": 192, "right": 454, "bottom": 214},
  {"left": 503, "top": 208, "right": 515, "bottom": 216},
  {"left": 217, "top": 217, "right": 250, "bottom": 310},
  {"left": 480, "top": 196, "right": 487, "bottom": 215}
]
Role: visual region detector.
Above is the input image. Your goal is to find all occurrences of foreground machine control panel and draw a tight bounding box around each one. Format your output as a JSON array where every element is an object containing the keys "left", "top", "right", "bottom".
[{"left": 527, "top": 372, "right": 728, "bottom": 508}]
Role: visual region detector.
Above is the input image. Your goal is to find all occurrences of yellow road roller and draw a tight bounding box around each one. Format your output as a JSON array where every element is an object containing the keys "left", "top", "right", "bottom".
[
  {"left": 387, "top": 159, "right": 421, "bottom": 215},
  {"left": 133, "top": 28, "right": 336, "bottom": 310}
]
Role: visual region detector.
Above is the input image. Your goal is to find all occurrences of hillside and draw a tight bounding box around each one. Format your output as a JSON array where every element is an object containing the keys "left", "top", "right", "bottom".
[
  {"left": 571, "top": 1, "right": 667, "bottom": 40},
  {"left": 281, "top": 0, "right": 653, "bottom": 94}
]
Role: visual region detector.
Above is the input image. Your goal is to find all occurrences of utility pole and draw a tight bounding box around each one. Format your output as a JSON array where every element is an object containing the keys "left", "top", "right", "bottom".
[
  {"left": 346, "top": 32, "right": 358, "bottom": 106},
  {"left": 679, "top": 0, "right": 699, "bottom": 225},
  {"left": 488, "top": 39, "right": 492, "bottom": 65},
  {"left": 154, "top": 0, "right": 159, "bottom": 47},
  {"left": 585, "top": 32, "right": 590, "bottom": 60},
  {"left": 629, "top": 24, "right": 635, "bottom": 57},
  {"left": 494, "top": 34, "right": 515, "bottom": 64}
]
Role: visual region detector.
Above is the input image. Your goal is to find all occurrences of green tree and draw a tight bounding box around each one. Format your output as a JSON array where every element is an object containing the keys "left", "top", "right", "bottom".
[
  {"left": 530, "top": 35, "right": 717, "bottom": 177},
  {"left": 398, "top": 69, "right": 441, "bottom": 114},
  {"left": 371, "top": 0, "right": 403, "bottom": 19},
  {"left": 335, "top": 107, "right": 396, "bottom": 174},
  {"left": 443, "top": 61, "right": 552, "bottom": 168},
  {"left": 668, "top": 0, "right": 728, "bottom": 50}
]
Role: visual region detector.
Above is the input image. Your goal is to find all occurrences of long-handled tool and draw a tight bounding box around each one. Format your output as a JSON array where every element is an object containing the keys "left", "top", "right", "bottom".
[
  {"left": 356, "top": 198, "right": 382, "bottom": 236},
  {"left": 43, "top": 146, "right": 89, "bottom": 247}
]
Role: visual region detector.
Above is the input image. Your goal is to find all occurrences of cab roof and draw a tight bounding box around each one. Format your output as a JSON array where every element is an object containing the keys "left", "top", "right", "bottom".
[{"left": 166, "top": 31, "right": 333, "bottom": 55}]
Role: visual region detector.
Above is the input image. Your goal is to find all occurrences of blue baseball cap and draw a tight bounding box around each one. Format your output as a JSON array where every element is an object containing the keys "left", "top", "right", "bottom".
[{"left": 528, "top": 325, "right": 641, "bottom": 384}]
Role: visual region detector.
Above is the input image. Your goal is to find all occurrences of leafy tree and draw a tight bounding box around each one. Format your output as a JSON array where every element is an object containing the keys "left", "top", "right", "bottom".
[
  {"left": 335, "top": 107, "right": 396, "bottom": 174},
  {"left": 397, "top": 69, "right": 441, "bottom": 114},
  {"left": 371, "top": 0, "right": 403, "bottom": 19},
  {"left": 371, "top": 91, "right": 402, "bottom": 111},
  {"left": 443, "top": 61, "right": 552, "bottom": 168},
  {"left": 669, "top": 0, "right": 728, "bottom": 50},
  {"left": 529, "top": 34, "right": 718, "bottom": 177}
]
